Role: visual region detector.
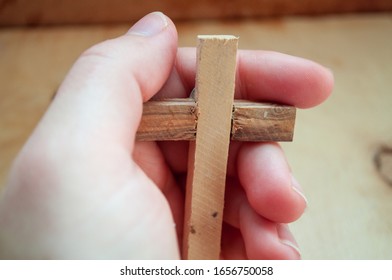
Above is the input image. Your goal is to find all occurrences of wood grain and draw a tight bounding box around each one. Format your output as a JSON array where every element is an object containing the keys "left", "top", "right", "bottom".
[
  {"left": 232, "top": 101, "right": 296, "bottom": 141},
  {"left": 1, "top": 0, "right": 392, "bottom": 26},
  {"left": 136, "top": 99, "right": 197, "bottom": 141},
  {"left": 183, "top": 35, "right": 238, "bottom": 260},
  {"left": 136, "top": 100, "right": 296, "bottom": 141}
]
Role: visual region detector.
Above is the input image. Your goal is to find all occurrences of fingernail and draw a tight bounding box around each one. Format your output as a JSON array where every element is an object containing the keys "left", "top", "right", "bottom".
[
  {"left": 277, "top": 224, "right": 301, "bottom": 258},
  {"left": 127, "top": 12, "right": 168, "bottom": 37},
  {"left": 291, "top": 176, "right": 308, "bottom": 206}
]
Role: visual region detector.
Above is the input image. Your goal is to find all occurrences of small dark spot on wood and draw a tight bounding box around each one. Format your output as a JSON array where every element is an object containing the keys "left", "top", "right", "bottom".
[
  {"left": 190, "top": 225, "right": 196, "bottom": 234},
  {"left": 212, "top": 211, "right": 218, "bottom": 218},
  {"left": 374, "top": 145, "right": 392, "bottom": 187}
]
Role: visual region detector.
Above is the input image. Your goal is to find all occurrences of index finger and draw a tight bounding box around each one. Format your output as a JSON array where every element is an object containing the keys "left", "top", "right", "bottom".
[{"left": 156, "top": 48, "right": 333, "bottom": 108}]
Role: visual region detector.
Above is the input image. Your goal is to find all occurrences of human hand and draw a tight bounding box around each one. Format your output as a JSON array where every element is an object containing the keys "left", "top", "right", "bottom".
[{"left": 0, "top": 12, "right": 333, "bottom": 259}]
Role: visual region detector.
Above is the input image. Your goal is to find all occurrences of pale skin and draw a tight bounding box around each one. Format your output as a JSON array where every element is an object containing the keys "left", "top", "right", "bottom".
[{"left": 0, "top": 12, "right": 333, "bottom": 259}]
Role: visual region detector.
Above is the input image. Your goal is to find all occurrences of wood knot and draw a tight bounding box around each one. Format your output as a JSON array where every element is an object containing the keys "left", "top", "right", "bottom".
[{"left": 374, "top": 145, "right": 392, "bottom": 187}]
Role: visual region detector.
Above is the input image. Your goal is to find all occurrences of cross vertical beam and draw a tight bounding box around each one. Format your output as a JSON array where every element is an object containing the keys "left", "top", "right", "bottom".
[{"left": 182, "top": 35, "right": 238, "bottom": 260}]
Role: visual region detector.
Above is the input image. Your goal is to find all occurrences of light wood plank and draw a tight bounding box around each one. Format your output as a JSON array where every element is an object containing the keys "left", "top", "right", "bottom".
[
  {"left": 136, "top": 100, "right": 296, "bottom": 142},
  {"left": 182, "top": 35, "right": 238, "bottom": 260}
]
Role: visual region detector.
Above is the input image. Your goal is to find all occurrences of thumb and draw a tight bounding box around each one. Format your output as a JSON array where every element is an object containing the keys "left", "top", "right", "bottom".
[
  {"left": 34, "top": 12, "right": 178, "bottom": 153},
  {"left": 3, "top": 12, "right": 180, "bottom": 259}
]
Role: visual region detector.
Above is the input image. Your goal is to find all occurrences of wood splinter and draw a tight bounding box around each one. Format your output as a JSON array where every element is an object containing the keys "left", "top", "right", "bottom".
[{"left": 135, "top": 35, "right": 296, "bottom": 260}]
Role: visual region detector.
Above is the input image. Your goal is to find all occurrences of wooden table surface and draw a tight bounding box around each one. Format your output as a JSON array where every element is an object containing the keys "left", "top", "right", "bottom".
[{"left": 1, "top": 14, "right": 391, "bottom": 259}]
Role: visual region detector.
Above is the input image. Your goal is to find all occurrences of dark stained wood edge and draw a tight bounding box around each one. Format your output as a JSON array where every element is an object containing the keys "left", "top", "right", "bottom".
[{"left": 1, "top": 0, "right": 392, "bottom": 26}]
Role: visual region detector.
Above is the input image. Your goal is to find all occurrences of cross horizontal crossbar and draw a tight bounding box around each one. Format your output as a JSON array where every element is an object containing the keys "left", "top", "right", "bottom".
[{"left": 136, "top": 98, "right": 296, "bottom": 142}]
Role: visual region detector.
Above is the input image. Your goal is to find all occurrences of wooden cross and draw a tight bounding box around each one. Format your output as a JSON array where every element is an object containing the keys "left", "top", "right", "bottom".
[{"left": 136, "top": 35, "right": 296, "bottom": 260}]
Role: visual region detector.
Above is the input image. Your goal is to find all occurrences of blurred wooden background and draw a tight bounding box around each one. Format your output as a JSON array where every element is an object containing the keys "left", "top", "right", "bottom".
[
  {"left": 1, "top": 0, "right": 392, "bottom": 25},
  {"left": 1, "top": 0, "right": 392, "bottom": 259}
]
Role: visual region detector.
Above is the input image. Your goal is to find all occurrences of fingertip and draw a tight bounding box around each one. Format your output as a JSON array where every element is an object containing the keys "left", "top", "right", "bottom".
[
  {"left": 124, "top": 12, "right": 179, "bottom": 101},
  {"left": 275, "top": 53, "right": 334, "bottom": 109},
  {"left": 276, "top": 223, "right": 301, "bottom": 259},
  {"left": 127, "top": 12, "right": 170, "bottom": 37},
  {"left": 240, "top": 206, "right": 301, "bottom": 260},
  {"left": 322, "top": 66, "right": 334, "bottom": 104},
  {"left": 297, "top": 60, "right": 334, "bottom": 109},
  {"left": 237, "top": 50, "right": 334, "bottom": 108},
  {"left": 238, "top": 143, "right": 306, "bottom": 223}
]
